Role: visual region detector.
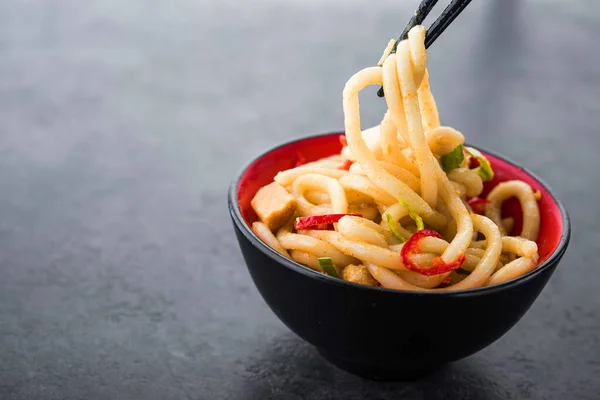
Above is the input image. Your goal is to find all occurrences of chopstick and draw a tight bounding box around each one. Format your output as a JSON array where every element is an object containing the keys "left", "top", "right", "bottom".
[
  {"left": 390, "top": 0, "right": 440, "bottom": 54},
  {"left": 377, "top": 0, "right": 473, "bottom": 97},
  {"left": 425, "top": 0, "right": 474, "bottom": 48}
]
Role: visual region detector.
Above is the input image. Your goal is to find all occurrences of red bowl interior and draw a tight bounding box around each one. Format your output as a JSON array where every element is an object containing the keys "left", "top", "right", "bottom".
[{"left": 237, "top": 133, "right": 564, "bottom": 266}]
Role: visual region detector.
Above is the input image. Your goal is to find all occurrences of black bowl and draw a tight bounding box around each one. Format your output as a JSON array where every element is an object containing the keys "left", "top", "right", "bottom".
[{"left": 228, "top": 132, "right": 570, "bottom": 380}]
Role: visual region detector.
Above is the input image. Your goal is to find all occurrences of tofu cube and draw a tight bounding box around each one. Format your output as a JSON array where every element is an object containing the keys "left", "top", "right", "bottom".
[
  {"left": 251, "top": 182, "right": 297, "bottom": 231},
  {"left": 342, "top": 264, "right": 379, "bottom": 287}
]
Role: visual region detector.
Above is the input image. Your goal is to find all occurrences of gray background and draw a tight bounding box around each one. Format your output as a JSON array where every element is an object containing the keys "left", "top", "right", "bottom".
[{"left": 0, "top": 0, "right": 598, "bottom": 399}]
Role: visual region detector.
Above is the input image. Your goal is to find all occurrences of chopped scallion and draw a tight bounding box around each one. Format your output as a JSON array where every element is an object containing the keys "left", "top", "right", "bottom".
[
  {"left": 465, "top": 147, "right": 494, "bottom": 181},
  {"left": 440, "top": 143, "right": 464, "bottom": 172},
  {"left": 385, "top": 213, "right": 407, "bottom": 242},
  {"left": 318, "top": 257, "right": 340, "bottom": 278},
  {"left": 399, "top": 201, "right": 424, "bottom": 231}
]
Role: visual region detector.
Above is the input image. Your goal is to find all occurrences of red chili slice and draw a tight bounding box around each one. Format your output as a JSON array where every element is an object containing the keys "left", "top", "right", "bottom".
[
  {"left": 467, "top": 197, "right": 491, "bottom": 214},
  {"left": 294, "top": 151, "right": 306, "bottom": 167},
  {"left": 339, "top": 135, "right": 348, "bottom": 147},
  {"left": 338, "top": 159, "right": 353, "bottom": 170},
  {"left": 400, "top": 229, "right": 466, "bottom": 276},
  {"left": 294, "top": 213, "right": 361, "bottom": 230}
]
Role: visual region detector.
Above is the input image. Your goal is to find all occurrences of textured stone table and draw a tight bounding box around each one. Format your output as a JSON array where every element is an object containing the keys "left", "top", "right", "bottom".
[{"left": 0, "top": 0, "right": 598, "bottom": 399}]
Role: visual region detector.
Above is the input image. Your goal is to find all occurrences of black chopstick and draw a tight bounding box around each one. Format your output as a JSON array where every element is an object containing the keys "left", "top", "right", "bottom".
[
  {"left": 377, "top": 0, "right": 473, "bottom": 97},
  {"left": 388, "top": 0, "right": 440, "bottom": 57},
  {"left": 425, "top": 0, "right": 473, "bottom": 48}
]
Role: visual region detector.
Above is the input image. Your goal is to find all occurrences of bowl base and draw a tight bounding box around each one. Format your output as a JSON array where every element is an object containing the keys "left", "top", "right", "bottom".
[{"left": 317, "top": 349, "right": 445, "bottom": 381}]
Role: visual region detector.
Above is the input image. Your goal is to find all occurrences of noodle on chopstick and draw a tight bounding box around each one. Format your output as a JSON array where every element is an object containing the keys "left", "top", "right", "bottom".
[{"left": 249, "top": 26, "right": 541, "bottom": 291}]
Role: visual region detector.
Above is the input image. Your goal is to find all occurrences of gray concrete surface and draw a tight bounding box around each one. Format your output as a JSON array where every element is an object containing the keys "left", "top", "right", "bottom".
[{"left": 0, "top": 0, "right": 598, "bottom": 399}]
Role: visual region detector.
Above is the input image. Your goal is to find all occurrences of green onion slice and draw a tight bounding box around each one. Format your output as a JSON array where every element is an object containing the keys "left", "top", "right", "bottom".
[
  {"left": 318, "top": 257, "right": 340, "bottom": 278},
  {"left": 440, "top": 143, "right": 464, "bottom": 172},
  {"left": 399, "top": 200, "right": 424, "bottom": 231},
  {"left": 385, "top": 213, "right": 407, "bottom": 242},
  {"left": 465, "top": 146, "right": 494, "bottom": 181}
]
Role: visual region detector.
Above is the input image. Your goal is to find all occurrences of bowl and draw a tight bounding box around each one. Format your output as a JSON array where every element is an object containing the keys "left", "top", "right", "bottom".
[{"left": 228, "top": 132, "right": 570, "bottom": 380}]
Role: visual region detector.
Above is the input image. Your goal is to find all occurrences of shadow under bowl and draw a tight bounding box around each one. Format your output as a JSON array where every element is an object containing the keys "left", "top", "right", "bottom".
[{"left": 228, "top": 132, "right": 570, "bottom": 381}]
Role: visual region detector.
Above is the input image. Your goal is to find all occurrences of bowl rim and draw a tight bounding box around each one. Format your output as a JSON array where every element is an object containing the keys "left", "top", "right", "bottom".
[{"left": 228, "top": 132, "right": 571, "bottom": 297}]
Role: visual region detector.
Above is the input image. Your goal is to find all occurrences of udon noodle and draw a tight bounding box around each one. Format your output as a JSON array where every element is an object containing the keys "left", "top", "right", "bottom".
[{"left": 250, "top": 26, "right": 541, "bottom": 291}]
